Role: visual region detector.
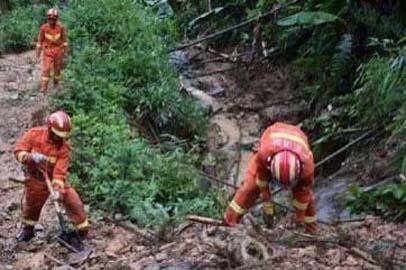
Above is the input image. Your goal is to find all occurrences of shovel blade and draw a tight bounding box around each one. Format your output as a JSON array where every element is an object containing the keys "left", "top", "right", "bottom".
[{"left": 57, "top": 230, "right": 83, "bottom": 252}]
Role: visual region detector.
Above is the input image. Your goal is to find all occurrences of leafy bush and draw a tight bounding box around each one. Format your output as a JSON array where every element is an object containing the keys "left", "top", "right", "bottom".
[
  {"left": 0, "top": 5, "right": 47, "bottom": 54},
  {"left": 346, "top": 183, "right": 406, "bottom": 222},
  {"left": 47, "top": 0, "right": 221, "bottom": 227}
]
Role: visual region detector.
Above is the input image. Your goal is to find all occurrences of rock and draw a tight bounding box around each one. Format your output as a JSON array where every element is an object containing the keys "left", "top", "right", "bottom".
[
  {"left": 7, "top": 202, "right": 19, "bottom": 212},
  {"left": 10, "top": 93, "right": 19, "bottom": 100}
]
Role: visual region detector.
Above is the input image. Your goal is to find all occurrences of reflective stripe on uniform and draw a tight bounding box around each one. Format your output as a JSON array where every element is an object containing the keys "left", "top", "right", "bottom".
[
  {"left": 256, "top": 177, "right": 268, "bottom": 188},
  {"left": 304, "top": 215, "right": 317, "bottom": 223},
  {"left": 269, "top": 132, "right": 309, "bottom": 150},
  {"left": 45, "top": 33, "right": 61, "bottom": 42},
  {"left": 51, "top": 179, "right": 65, "bottom": 189},
  {"left": 54, "top": 75, "right": 61, "bottom": 80},
  {"left": 263, "top": 202, "right": 274, "bottom": 215},
  {"left": 75, "top": 219, "right": 89, "bottom": 230},
  {"left": 63, "top": 42, "right": 68, "bottom": 47},
  {"left": 36, "top": 43, "right": 41, "bottom": 48},
  {"left": 41, "top": 77, "right": 49, "bottom": 81},
  {"left": 292, "top": 199, "right": 308, "bottom": 210},
  {"left": 17, "top": 151, "right": 29, "bottom": 163},
  {"left": 22, "top": 218, "right": 37, "bottom": 226},
  {"left": 46, "top": 156, "right": 56, "bottom": 164},
  {"left": 229, "top": 200, "right": 246, "bottom": 215}
]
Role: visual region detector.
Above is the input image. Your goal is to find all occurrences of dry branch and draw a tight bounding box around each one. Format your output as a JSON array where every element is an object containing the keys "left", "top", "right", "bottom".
[
  {"left": 45, "top": 253, "right": 77, "bottom": 270},
  {"left": 187, "top": 215, "right": 225, "bottom": 226},
  {"left": 8, "top": 177, "right": 25, "bottom": 184}
]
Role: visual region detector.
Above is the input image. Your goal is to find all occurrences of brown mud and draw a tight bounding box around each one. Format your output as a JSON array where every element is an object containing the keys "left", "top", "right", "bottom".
[{"left": 0, "top": 49, "right": 404, "bottom": 270}]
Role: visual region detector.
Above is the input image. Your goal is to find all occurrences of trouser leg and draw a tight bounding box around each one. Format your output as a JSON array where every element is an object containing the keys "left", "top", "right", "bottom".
[
  {"left": 62, "top": 186, "right": 89, "bottom": 232},
  {"left": 21, "top": 178, "right": 49, "bottom": 226}
]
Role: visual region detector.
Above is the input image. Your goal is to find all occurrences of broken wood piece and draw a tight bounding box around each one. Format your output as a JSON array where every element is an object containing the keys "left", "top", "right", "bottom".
[
  {"left": 119, "top": 221, "right": 156, "bottom": 242},
  {"left": 8, "top": 177, "right": 25, "bottom": 184},
  {"left": 350, "top": 247, "right": 377, "bottom": 265},
  {"left": 187, "top": 215, "right": 225, "bottom": 226},
  {"left": 44, "top": 253, "right": 77, "bottom": 270},
  {"left": 315, "top": 130, "right": 374, "bottom": 168}
]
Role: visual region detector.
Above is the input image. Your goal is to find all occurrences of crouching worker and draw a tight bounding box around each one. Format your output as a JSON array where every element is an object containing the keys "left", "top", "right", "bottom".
[
  {"left": 14, "top": 111, "right": 89, "bottom": 242},
  {"left": 224, "top": 122, "right": 318, "bottom": 234}
]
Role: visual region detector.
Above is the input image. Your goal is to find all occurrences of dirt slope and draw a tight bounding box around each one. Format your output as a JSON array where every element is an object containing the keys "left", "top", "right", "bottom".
[{"left": 0, "top": 50, "right": 405, "bottom": 270}]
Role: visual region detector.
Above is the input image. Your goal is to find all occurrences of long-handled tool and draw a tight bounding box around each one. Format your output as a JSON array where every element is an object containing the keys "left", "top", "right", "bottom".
[{"left": 41, "top": 169, "right": 83, "bottom": 252}]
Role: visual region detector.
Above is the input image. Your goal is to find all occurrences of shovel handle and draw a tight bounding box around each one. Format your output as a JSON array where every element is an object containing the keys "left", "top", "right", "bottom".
[{"left": 41, "top": 169, "right": 63, "bottom": 214}]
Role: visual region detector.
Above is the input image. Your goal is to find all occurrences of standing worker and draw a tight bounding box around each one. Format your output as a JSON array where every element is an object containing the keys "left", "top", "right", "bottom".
[
  {"left": 224, "top": 122, "right": 318, "bottom": 234},
  {"left": 36, "top": 8, "right": 68, "bottom": 92},
  {"left": 14, "top": 111, "right": 89, "bottom": 242}
]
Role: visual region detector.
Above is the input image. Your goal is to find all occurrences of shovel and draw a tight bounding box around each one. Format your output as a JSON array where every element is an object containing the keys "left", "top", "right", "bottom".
[{"left": 41, "top": 169, "right": 83, "bottom": 252}]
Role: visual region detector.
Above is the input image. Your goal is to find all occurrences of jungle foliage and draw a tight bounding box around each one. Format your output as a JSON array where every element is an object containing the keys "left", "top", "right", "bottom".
[
  {"left": 172, "top": 0, "right": 406, "bottom": 221},
  {"left": 1, "top": 0, "right": 223, "bottom": 228}
]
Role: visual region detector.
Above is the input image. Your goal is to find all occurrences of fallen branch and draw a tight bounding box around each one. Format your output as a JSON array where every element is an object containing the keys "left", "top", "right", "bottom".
[
  {"left": 350, "top": 247, "right": 377, "bottom": 265},
  {"left": 118, "top": 221, "right": 157, "bottom": 243},
  {"left": 8, "top": 177, "right": 25, "bottom": 184},
  {"left": 315, "top": 130, "right": 375, "bottom": 168},
  {"left": 172, "top": 0, "right": 299, "bottom": 52},
  {"left": 45, "top": 253, "right": 77, "bottom": 270},
  {"left": 187, "top": 215, "right": 225, "bottom": 226}
]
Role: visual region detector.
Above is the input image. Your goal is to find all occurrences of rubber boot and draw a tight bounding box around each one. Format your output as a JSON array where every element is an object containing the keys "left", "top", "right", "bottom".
[{"left": 16, "top": 225, "right": 35, "bottom": 242}]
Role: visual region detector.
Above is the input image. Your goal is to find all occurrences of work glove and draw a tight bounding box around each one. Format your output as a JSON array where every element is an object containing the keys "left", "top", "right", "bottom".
[{"left": 30, "top": 152, "right": 47, "bottom": 164}]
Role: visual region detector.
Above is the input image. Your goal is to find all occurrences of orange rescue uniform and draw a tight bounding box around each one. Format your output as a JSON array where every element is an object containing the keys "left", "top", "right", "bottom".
[
  {"left": 14, "top": 127, "right": 88, "bottom": 230},
  {"left": 36, "top": 22, "right": 68, "bottom": 91},
  {"left": 224, "top": 123, "right": 317, "bottom": 230}
]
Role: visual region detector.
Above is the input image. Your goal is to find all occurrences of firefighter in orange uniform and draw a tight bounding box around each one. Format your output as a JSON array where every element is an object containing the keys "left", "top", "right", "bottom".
[
  {"left": 14, "top": 111, "right": 89, "bottom": 242},
  {"left": 36, "top": 8, "right": 68, "bottom": 92},
  {"left": 224, "top": 122, "right": 318, "bottom": 234}
]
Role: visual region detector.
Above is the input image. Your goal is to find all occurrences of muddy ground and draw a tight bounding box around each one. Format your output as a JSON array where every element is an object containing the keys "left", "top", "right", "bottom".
[{"left": 0, "top": 49, "right": 405, "bottom": 270}]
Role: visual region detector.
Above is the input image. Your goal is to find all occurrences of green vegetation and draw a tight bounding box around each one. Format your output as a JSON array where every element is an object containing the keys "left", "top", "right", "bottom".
[
  {"left": 172, "top": 0, "right": 405, "bottom": 221},
  {"left": 51, "top": 0, "right": 223, "bottom": 228},
  {"left": 0, "top": 5, "right": 46, "bottom": 54},
  {"left": 346, "top": 183, "right": 406, "bottom": 222}
]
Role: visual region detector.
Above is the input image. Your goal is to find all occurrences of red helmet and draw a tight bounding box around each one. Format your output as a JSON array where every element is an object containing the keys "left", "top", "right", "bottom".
[
  {"left": 47, "top": 8, "right": 58, "bottom": 19},
  {"left": 47, "top": 111, "right": 71, "bottom": 138},
  {"left": 269, "top": 151, "right": 301, "bottom": 187}
]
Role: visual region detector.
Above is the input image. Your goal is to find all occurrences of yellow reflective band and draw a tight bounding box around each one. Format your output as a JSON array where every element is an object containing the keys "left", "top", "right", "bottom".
[
  {"left": 36, "top": 43, "right": 41, "bottom": 48},
  {"left": 22, "top": 218, "right": 37, "bottom": 226},
  {"left": 229, "top": 200, "right": 246, "bottom": 215},
  {"left": 17, "top": 151, "right": 29, "bottom": 163},
  {"left": 75, "top": 219, "right": 89, "bottom": 230},
  {"left": 46, "top": 156, "right": 56, "bottom": 164},
  {"left": 270, "top": 132, "right": 309, "bottom": 150},
  {"left": 304, "top": 215, "right": 317, "bottom": 223},
  {"left": 62, "top": 42, "right": 68, "bottom": 47},
  {"left": 51, "top": 179, "right": 65, "bottom": 189},
  {"left": 51, "top": 127, "right": 69, "bottom": 138},
  {"left": 263, "top": 202, "right": 274, "bottom": 215},
  {"left": 292, "top": 199, "right": 308, "bottom": 210},
  {"left": 45, "top": 33, "right": 61, "bottom": 42},
  {"left": 41, "top": 77, "right": 49, "bottom": 81},
  {"left": 256, "top": 178, "right": 268, "bottom": 188}
]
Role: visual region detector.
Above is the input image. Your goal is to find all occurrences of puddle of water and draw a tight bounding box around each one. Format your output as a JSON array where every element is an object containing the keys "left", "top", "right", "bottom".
[{"left": 316, "top": 178, "right": 353, "bottom": 221}]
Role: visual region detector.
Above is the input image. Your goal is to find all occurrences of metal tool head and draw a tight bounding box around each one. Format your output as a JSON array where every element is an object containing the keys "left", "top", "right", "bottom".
[{"left": 57, "top": 230, "right": 83, "bottom": 252}]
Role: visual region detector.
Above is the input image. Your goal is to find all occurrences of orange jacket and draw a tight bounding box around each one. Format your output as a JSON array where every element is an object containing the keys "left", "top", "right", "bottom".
[
  {"left": 36, "top": 22, "right": 68, "bottom": 57},
  {"left": 225, "top": 122, "right": 315, "bottom": 225},
  {"left": 14, "top": 127, "right": 70, "bottom": 189}
]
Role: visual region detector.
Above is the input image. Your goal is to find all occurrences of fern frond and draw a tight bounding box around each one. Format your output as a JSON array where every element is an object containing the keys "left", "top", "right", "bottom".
[{"left": 330, "top": 34, "right": 352, "bottom": 80}]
